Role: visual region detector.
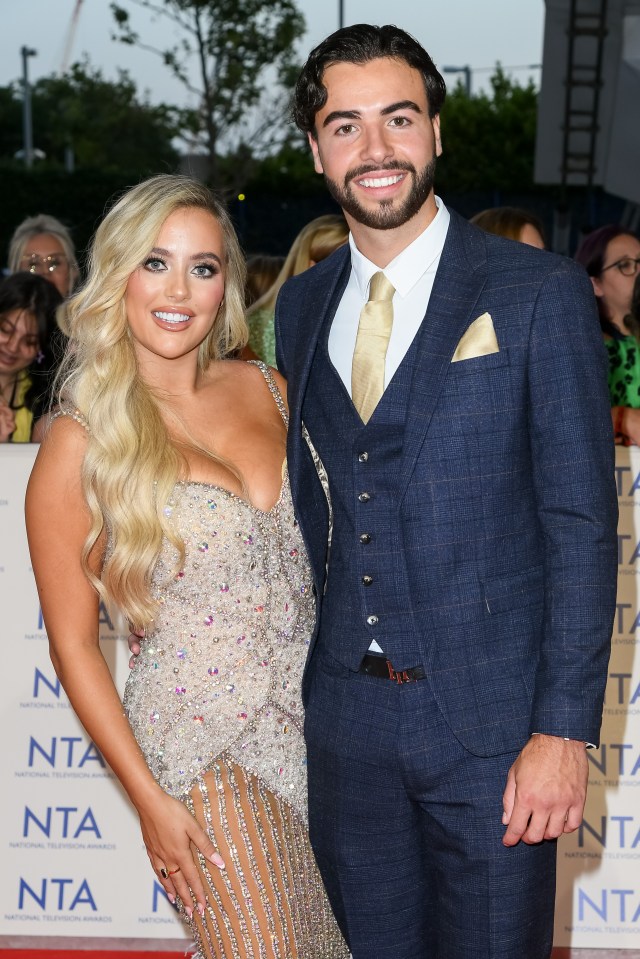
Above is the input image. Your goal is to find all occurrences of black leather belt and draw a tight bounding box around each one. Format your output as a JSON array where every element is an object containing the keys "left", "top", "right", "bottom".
[{"left": 360, "top": 653, "right": 426, "bottom": 684}]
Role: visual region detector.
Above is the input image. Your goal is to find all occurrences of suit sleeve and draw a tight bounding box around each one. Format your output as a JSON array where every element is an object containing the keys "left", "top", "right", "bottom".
[{"left": 527, "top": 259, "right": 618, "bottom": 746}]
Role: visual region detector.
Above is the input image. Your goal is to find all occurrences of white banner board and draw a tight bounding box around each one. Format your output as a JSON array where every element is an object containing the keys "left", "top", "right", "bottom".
[{"left": 2, "top": 444, "right": 639, "bottom": 950}]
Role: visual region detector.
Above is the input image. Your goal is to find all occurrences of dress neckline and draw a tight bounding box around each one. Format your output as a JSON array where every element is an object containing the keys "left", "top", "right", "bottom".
[{"left": 175, "top": 465, "right": 289, "bottom": 517}]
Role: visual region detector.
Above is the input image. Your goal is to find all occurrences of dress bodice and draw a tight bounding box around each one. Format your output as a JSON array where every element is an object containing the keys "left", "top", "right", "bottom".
[{"left": 123, "top": 469, "right": 315, "bottom": 813}]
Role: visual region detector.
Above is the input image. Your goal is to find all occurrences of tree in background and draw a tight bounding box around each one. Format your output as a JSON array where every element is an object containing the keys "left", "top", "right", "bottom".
[
  {"left": 0, "top": 62, "right": 182, "bottom": 173},
  {"left": 0, "top": 86, "right": 22, "bottom": 163},
  {"left": 437, "top": 68, "right": 539, "bottom": 195},
  {"left": 110, "top": 0, "right": 306, "bottom": 187}
]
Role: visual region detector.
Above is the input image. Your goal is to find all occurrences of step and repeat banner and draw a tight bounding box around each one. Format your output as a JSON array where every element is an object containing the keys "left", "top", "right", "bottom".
[
  {"left": 1, "top": 444, "right": 639, "bottom": 949},
  {"left": 0, "top": 445, "right": 188, "bottom": 946},
  {"left": 554, "top": 451, "right": 640, "bottom": 950}
]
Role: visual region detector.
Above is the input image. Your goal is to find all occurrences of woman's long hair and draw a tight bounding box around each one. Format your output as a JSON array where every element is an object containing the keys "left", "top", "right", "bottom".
[
  {"left": 248, "top": 214, "right": 348, "bottom": 316},
  {"left": 58, "top": 175, "right": 247, "bottom": 628}
]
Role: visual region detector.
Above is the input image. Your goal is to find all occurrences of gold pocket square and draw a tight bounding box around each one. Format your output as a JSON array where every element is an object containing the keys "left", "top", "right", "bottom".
[{"left": 451, "top": 312, "right": 499, "bottom": 363}]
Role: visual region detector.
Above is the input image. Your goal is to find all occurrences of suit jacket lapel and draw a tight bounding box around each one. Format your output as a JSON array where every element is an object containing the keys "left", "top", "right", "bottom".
[
  {"left": 398, "top": 211, "right": 489, "bottom": 500},
  {"left": 287, "top": 247, "right": 351, "bottom": 488}
]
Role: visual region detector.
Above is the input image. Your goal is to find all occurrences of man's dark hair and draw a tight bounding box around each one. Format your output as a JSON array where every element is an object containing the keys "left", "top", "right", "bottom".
[{"left": 292, "top": 23, "right": 447, "bottom": 136}]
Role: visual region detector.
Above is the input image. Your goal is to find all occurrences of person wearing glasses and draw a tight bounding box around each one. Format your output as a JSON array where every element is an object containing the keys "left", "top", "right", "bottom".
[
  {"left": 7, "top": 213, "right": 79, "bottom": 299},
  {"left": 575, "top": 225, "right": 640, "bottom": 444}
]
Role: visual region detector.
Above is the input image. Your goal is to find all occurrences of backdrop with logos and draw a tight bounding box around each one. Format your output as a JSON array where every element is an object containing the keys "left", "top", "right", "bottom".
[
  {"left": 1, "top": 444, "right": 638, "bottom": 949},
  {"left": 0, "top": 444, "right": 188, "bottom": 947}
]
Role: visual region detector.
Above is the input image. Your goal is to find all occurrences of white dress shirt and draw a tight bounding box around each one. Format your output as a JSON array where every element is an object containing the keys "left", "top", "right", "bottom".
[{"left": 328, "top": 197, "right": 450, "bottom": 392}]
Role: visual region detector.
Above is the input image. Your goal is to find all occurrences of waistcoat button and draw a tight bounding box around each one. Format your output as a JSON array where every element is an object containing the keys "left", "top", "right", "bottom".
[
  {"left": 358, "top": 451, "right": 369, "bottom": 462},
  {"left": 367, "top": 615, "right": 379, "bottom": 626},
  {"left": 359, "top": 533, "right": 372, "bottom": 544},
  {"left": 362, "top": 574, "right": 373, "bottom": 586},
  {"left": 358, "top": 492, "right": 371, "bottom": 503}
]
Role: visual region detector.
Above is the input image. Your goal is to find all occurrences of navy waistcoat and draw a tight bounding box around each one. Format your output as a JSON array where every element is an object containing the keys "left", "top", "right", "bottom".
[{"left": 302, "top": 324, "right": 425, "bottom": 671}]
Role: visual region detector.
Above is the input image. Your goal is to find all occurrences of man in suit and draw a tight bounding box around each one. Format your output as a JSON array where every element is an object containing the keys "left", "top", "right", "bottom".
[{"left": 275, "top": 23, "right": 618, "bottom": 959}]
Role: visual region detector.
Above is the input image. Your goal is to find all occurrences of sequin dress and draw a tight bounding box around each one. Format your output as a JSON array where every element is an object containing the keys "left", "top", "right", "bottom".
[{"left": 121, "top": 363, "right": 348, "bottom": 959}]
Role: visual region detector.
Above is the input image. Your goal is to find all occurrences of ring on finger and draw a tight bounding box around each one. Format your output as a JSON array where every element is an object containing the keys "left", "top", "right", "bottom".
[{"left": 160, "top": 865, "right": 181, "bottom": 879}]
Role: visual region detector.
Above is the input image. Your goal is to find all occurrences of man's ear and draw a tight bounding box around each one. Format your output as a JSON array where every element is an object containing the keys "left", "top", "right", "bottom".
[
  {"left": 433, "top": 114, "right": 443, "bottom": 158},
  {"left": 308, "top": 132, "right": 324, "bottom": 174}
]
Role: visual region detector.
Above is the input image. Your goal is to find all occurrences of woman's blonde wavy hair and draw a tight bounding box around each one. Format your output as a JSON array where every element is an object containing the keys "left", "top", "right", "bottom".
[
  {"left": 57, "top": 174, "right": 248, "bottom": 629},
  {"left": 248, "top": 214, "right": 348, "bottom": 316}
]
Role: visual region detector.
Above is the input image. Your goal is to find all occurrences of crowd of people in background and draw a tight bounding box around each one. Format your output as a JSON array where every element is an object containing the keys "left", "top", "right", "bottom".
[
  {"left": 1, "top": 199, "right": 638, "bottom": 444},
  {"left": 0, "top": 213, "right": 75, "bottom": 442}
]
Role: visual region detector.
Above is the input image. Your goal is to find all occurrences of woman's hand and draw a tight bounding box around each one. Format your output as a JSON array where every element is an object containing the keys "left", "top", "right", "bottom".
[
  {"left": 0, "top": 400, "right": 15, "bottom": 442},
  {"left": 128, "top": 627, "right": 144, "bottom": 668},
  {"left": 137, "top": 786, "right": 225, "bottom": 916}
]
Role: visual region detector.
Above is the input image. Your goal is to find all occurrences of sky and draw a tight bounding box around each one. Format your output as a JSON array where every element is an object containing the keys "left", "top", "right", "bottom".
[{"left": 1, "top": 0, "right": 546, "bottom": 106}]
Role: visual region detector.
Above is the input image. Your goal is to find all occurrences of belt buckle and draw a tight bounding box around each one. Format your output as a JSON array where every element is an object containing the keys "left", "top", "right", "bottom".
[{"left": 386, "top": 659, "right": 412, "bottom": 684}]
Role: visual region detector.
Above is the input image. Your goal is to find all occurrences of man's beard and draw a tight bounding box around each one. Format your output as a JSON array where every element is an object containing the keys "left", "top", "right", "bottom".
[{"left": 323, "top": 157, "right": 437, "bottom": 230}]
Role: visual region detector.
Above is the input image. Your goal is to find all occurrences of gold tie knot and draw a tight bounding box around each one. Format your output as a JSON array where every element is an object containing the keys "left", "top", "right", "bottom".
[
  {"left": 368, "top": 271, "right": 395, "bottom": 304},
  {"left": 351, "top": 271, "right": 396, "bottom": 424}
]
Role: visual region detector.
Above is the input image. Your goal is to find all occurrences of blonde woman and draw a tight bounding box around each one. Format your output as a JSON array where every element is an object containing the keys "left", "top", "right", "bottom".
[
  {"left": 246, "top": 214, "right": 348, "bottom": 365},
  {"left": 8, "top": 213, "right": 80, "bottom": 298},
  {"left": 25, "top": 175, "right": 347, "bottom": 959}
]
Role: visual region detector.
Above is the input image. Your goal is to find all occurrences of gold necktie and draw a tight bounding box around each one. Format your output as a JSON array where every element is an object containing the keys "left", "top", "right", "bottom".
[{"left": 351, "top": 271, "right": 396, "bottom": 424}]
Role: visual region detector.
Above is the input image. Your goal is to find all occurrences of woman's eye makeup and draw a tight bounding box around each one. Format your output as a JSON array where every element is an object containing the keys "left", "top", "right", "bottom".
[
  {"left": 141, "top": 257, "right": 219, "bottom": 276},
  {"left": 192, "top": 262, "right": 219, "bottom": 277},
  {"left": 143, "top": 257, "right": 167, "bottom": 271}
]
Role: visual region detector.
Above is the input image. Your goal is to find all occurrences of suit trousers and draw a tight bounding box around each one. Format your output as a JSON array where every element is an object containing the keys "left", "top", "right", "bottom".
[{"left": 304, "top": 649, "right": 557, "bottom": 959}]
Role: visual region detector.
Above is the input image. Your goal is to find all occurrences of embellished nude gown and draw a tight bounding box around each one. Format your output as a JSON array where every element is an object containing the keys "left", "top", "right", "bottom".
[{"left": 121, "top": 364, "right": 348, "bottom": 959}]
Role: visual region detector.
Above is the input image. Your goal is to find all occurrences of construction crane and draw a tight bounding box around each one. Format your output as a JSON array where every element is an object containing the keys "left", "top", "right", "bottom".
[{"left": 59, "top": 0, "right": 84, "bottom": 75}]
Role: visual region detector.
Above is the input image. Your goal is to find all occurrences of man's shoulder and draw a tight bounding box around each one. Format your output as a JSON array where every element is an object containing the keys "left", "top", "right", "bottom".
[
  {"left": 449, "top": 208, "right": 582, "bottom": 282},
  {"left": 281, "top": 243, "right": 350, "bottom": 300}
]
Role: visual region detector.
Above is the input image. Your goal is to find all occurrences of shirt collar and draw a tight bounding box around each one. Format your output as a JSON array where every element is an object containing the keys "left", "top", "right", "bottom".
[{"left": 349, "top": 196, "right": 450, "bottom": 299}]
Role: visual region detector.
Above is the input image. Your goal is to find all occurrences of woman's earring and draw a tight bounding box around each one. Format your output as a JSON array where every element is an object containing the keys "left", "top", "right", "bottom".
[{"left": 36, "top": 351, "right": 45, "bottom": 364}]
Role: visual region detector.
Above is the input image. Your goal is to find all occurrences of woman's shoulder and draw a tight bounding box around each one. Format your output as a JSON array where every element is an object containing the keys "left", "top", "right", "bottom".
[
  {"left": 27, "top": 408, "right": 89, "bottom": 512},
  {"left": 205, "top": 357, "right": 284, "bottom": 386},
  {"left": 36, "top": 407, "right": 90, "bottom": 462},
  {"left": 50, "top": 405, "right": 90, "bottom": 430},
  {"left": 202, "top": 359, "right": 287, "bottom": 418}
]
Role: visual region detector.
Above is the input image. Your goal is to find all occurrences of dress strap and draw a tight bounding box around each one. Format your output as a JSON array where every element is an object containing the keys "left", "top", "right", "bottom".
[
  {"left": 51, "top": 405, "right": 91, "bottom": 433},
  {"left": 248, "top": 360, "right": 288, "bottom": 428}
]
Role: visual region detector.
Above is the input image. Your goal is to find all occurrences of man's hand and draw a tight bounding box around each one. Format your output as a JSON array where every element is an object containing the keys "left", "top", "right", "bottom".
[
  {"left": 502, "top": 734, "right": 588, "bottom": 846},
  {"left": 128, "top": 628, "right": 144, "bottom": 669}
]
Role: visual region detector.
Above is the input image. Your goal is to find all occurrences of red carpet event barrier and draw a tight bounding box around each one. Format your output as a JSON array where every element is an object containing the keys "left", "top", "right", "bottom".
[{"left": 1, "top": 445, "right": 638, "bottom": 950}]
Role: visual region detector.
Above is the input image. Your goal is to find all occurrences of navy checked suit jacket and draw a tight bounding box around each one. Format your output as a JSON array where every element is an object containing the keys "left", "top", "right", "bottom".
[{"left": 275, "top": 209, "right": 618, "bottom": 754}]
